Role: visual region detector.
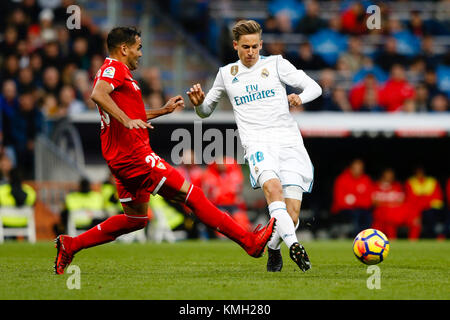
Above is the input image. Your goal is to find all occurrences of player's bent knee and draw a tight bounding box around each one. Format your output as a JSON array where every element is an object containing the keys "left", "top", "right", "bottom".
[{"left": 260, "top": 171, "right": 283, "bottom": 198}]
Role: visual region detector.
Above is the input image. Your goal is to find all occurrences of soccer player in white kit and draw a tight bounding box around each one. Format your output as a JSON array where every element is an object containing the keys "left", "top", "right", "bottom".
[{"left": 187, "top": 20, "right": 322, "bottom": 272}]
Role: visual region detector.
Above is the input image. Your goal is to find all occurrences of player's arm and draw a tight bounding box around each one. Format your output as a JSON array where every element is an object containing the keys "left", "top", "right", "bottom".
[
  {"left": 91, "top": 80, "right": 151, "bottom": 129},
  {"left": 277, "top": 56, "right": 322, "bottom": 107},
  {"left": 187, "top": 70, "right": 225, "bottom": 118},
  {"left": 146, "top": 95, "right": 185, "bottom": 120}
]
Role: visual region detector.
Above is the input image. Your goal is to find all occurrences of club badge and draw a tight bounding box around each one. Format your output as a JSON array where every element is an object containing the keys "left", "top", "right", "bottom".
[
  {"left": 261, "top": 68, "right": 269, "bottom": 78},
  {"left": 231, "top": 65, "right": 238, "bottom": 76}
]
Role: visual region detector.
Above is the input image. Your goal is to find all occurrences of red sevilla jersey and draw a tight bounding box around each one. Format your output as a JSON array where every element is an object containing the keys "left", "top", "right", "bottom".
[{"left": 93, "top": 57, "right": 152, "bottom": 178}]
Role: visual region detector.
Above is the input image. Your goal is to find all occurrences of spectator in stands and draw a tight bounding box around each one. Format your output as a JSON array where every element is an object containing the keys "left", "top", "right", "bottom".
[
  {"left": 338, "top": 36, "right": 365, "bottom": 73},
  {"left": 419, "top": 36, "right": 441, "bottom": 69},
  {"left": 294, "top": 0, "right": 327, "bottom": 35},
  {"left": 41, "top": 66, "right": 61, "bottom": 97},
  {"left": 352, "top": 56, "right": 388, "bottom": 84},
  {"left": 288, "top": 41, "right": 327, "bottom": 71},
  {"left": 407, "top": 10, "right": 428, "bottom": 37},
  {"left": 263, "top": 39, "right": 286, "bottom": 56},
  {"left": 139, "top": 67, "right": 167, "bottom": 107},
  {"left": 59, "top": 85, "right": 86, "bottom": 116},
  {"left": 330, "top": 86, "right": 352, "bottom": 112},
  {"left": 0, "top": 152, "right": 14, "bottom": 184},
  {"left": 408, "top": 57, "right": 427, "bottom": 81},
  {"left": 414, "top": 82, "right": 430, "bottom": 112},
  {"left": 389, "top": 18, "right": 421, "bottom": 58},
  {"left": 40, "top": 93, "right": 59, "bottom": 118},
  {"left": 8, "top": 7, "right": 29, "bottom": 40},
  {"left": 72, "top": 70, "right": 96, "bottom": 110},
  {"left": 310, "top": 14, "right": 348, "bottom": 67},
  {"left": 1, "top": 54, "right": 21, "bottom": 82},
  {"left": 219, "top": 18, "right": 243, "bottom": 65},
  {"left": 436, "top": 0, "right": 450, "bottom": 35},
  {"left": 10, "top": 90, "right": 44, "bottom": 178},
  {"left": 379, "top": 64, "right": 416, "bottom": 112},
  {"left": 56, "top": 177, "right": 105, "bottom": 236},
  {"left": 349, "top": 73, "right": 383, "bottom": 112},
  {"left": 340, "top": 1, "right": 367, "bottom": 35},
  {"left": 424, "top": 68, "right": 445, "bottom": 100},
  {"left": 202, "top": 156, "right": 251, "bottom": 233},
  {"left": 405, "top": 167, "right": 444, "bottom": 238},
  {"left": 66, "top": 37, "right": 91, "bottom": 71},
  {"left": 101, "top": 173, "right": 122, "bottom": 217},
  {"left": 0, "top": 80, "right": 18, "bottom": 158},
  {"left": 372, "top": 168, "right": 407, "bottom": 239},
  {"left": 268, "top": 0, "right": 305, "bottom": 32},
  {"left": 263, "top": 15, "right": 283, "bottom": 35},
  {"left": 335, "top": 56, "right": 353, "bottom": 83},
  {"left": 17, "top": 67, "right": 37, "bottom": 94},
  {"left": 331, "top": 158, "right": 373, "bottom": 238},
  {"left": 38, "top": 8, "right": 57, "bottom": 44},
  {"left": 313, "top": 68, "right": 335, "bottom": 111},
  {"left": 29, "top": 51, "right": 44, "bottom": 84},
  {"left": 40, "top": 39, "right": 63, "bottom": 70},
  {"left": 430, "top": 93, "right": 449, "bottom": 112},
  {"left": 0, "top": 168, "right": 37, "bottom": 233},
  {"left": 436, "top": 53, "right": 450, "bottom": 97},
  {"left": 0, "top": 25, "right": 19, "bottom": 57},
  {"left": 21, "top": 0, "right": 42, "bottom": 25},
  {"left": 374, "top": 37, "right": 407, "bottom": 73}
]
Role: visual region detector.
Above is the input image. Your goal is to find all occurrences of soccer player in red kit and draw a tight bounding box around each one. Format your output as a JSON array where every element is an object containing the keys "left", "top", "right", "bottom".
[{"left": 54, "top": 27, "right": 275, "bottom": 274}]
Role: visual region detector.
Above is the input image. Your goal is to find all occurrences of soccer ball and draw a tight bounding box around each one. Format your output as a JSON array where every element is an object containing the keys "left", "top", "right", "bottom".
[{"left": 353, "top": 229, "right": 390, "bottom": 265}]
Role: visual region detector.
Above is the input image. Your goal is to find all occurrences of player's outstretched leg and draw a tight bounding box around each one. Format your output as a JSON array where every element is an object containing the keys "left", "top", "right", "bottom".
[
  {"left": 183, "top": 184, "right": 276, "bottom": 257},
  {"left": 54, "top": 213, "right": 148, "bottom": 274},
  {"left": 289, "top": 242, "right": 311, "bottom": 272}
]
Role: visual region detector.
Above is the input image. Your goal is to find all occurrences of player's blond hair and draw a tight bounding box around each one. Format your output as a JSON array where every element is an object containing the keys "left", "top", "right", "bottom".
[{"left": 232, "top": 20, "right": 262, "bottom": 41}]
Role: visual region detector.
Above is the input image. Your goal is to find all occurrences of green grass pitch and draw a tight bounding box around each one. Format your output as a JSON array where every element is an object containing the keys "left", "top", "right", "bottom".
[{"left": 0, "top": 240, "right": 449, "bottom": 300}]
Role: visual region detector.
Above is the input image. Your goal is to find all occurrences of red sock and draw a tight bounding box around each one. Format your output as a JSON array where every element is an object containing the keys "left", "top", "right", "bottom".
[
  {"left": 71, "top": 214, "right": 148, "bottom": 253},
  {"left": 184, "top": 185, "right": 250, "bottom": 246}
]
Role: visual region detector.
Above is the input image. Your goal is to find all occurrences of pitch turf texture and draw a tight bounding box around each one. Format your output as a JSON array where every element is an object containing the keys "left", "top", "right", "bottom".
[{"left": 0, "top": 240, "right": 448, "bottom": 300}]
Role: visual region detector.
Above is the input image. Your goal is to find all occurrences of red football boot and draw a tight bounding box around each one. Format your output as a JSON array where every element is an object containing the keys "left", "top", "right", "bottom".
[
  {"left": 244, "top": 218, "right": 276, "bottom": 258},
  {"left": 54, "top": 235, "right": 75, "bottom": 275}
]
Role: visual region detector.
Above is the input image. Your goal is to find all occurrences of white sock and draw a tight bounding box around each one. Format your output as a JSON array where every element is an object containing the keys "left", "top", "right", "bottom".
[
  {"left": 268, "top": 201, "right": 298, "bottom": 248},
  {"left": 268, "top": 215, "right": 300, "bottom": 250}
]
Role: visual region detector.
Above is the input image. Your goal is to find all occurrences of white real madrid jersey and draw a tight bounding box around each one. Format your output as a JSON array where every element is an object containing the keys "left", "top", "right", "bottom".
[{"left": 200, "top": 55, "right": 320, "bottom": 148}]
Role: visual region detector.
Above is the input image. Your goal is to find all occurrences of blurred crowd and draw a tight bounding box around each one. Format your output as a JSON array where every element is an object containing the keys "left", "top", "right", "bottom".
[
  {"left": 329, "top": 158, "right": 450, "bottom": 240},
  {"left": 165, "top": 0, "right": 450, "bottom": 113},
  {"left": 0, "top": 0, "right": 170, "bottom": 177}
]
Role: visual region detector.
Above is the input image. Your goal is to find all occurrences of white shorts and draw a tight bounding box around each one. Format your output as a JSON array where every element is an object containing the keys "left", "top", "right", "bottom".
[{"left": 244, "top": 144, "right": 314, "bottom": 193}]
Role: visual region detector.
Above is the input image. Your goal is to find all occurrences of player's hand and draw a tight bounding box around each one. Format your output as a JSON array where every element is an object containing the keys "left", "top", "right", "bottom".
[
  {"left": 124, "top": 119, "right": 153, "bottom": 130},
  {"left": 186, "top": 83, "right": 205, "bottom": 106},
  {"left": 163, "top": 95, "right": 185, "bottom": 114},
  {"left": 288, "top": 94, "right": 303, "bottom": 107}
]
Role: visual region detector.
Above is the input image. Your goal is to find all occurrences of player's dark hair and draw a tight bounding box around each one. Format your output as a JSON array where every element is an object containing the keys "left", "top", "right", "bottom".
[{"left": 106, "top": 26, "right": 141, "bottom": 52}]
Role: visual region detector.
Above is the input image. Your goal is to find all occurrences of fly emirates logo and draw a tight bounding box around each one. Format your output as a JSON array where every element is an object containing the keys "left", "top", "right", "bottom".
[{"left": 233, "top": 84, "right": 275, "bottom": 106}]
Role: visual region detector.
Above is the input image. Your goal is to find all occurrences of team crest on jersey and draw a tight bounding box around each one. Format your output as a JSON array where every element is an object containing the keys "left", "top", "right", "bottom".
[
  {"left": 261, "top": 68, "right": 269, "bottom": 78},
  {"left": 231, "top": 65, "right": 238, "bottom": 76},
  {"left": 255, "top": 166, "right": 259, "bottom": 174},
  {"left": 156, "top": 161, "right": 166, "bottom": 170},
  {"left": 102, "top": 67, "right": 116, "bottom": 78}
]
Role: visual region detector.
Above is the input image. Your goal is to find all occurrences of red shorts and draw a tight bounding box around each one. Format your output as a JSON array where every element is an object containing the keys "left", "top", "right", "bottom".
[{"left": 110, "top": 154, "right": 186, "bottom": 204}]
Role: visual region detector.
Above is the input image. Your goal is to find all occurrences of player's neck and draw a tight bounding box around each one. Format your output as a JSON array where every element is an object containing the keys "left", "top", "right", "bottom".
[
  {"left": 108, "top": 54, "right": 131, "bottom": 69},
  {"left": 240, "top": 56, "right": 260, "bottom": 69}
]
